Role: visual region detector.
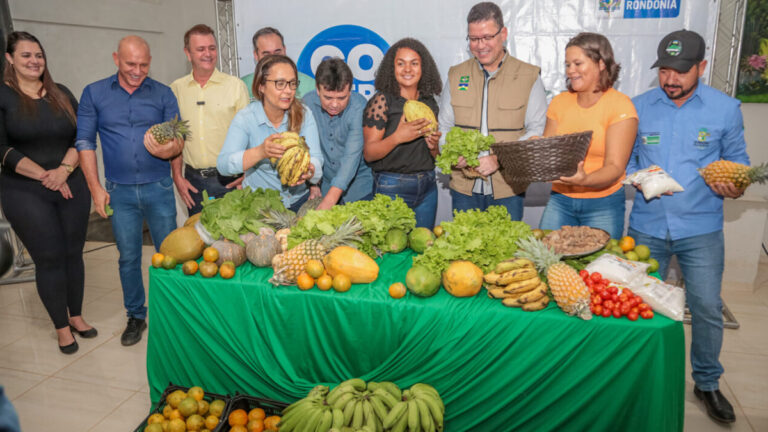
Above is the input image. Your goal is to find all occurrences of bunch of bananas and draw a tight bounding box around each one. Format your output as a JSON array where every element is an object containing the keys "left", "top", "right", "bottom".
[
  {"left": 278, "top": 379, "right": 445, "bottom": 432},
  {"left": 484, "top": 257, "right": 550, "bottom": 311},
  {"left": 272, "top": 132, "right": 311, "bottom": 185}
]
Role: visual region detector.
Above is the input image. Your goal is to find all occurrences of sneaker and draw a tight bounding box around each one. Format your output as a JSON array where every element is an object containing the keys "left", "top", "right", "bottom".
[{"left": 121, "top": 317, "right": 147, "bottom": 346}]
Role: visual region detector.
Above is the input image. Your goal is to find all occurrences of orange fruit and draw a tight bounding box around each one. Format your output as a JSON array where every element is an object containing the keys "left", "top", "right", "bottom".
[
  {"left": 229, "top": 408, "right": 248, "bottom": 426},
  {"left": 264, "top": 416, "right": 281, "bottom": 431},
  {"left": 246, "top": 419, "right": 265, "bottom": 432},
  {"left": 151, "top": 253, "right": 165, "bottom": 268},
  {"left": 305, "top": 259, "right": 325, "bottom": 278},
  {"left": 230, "top": 426, "right": 248, "bottom": 432},
  {"left": 162, "top": 404, "right": 173, "bottom": 418},
  {"left": 197, "top": 399, "right": 209, "bottom": 416},
  {"left": 199, "top": 261, "right": 218, "bottom": 278},
  {"left": 161, "top": 255, "right": 178, "bottom": 270},
  {"left": 248, "top": 408, "right": 266, "bottom": 422},
  {"left": 168, "top": 409, "right": 183, "bottom": 420},
  {"left": 148, "top": 413, "right": 165, "bottom": 424},
  {"left": 203, "top": 247, "right": 219, "bottom": 263},
  {"left": 316, "top": 274, "right": 333, "bottom": 291},
  {"left": 187, "top": 386, "right": 204, "bottom": 401},
  {"left": 332, "top": 274, "right": 352, "bottom": 292},
  {"left": 182, "top": 260, "right": 199, "bottom": 275},
  {"left": 619, "top": 236, "right": 635, "bottom": 252},
  {"left": 204, "top": 414, "right": 219, "bottom": 430},
  {"left": 297, "top": 272, "right": 315, "bottom": 290},
  {"left": 389, "top": 282, "right": 407, "bottom": 299},
  {"left": 219, "top": 261, "right": 236, "bottom": 279}
]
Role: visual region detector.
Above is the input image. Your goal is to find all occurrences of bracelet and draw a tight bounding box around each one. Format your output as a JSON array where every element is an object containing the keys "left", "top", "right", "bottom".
[{"left": 60, "top": 163, "right": 74, "bottom": 173}]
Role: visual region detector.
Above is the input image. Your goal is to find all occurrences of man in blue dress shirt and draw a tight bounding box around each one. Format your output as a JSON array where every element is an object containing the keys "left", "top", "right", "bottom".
[
  {"left": 76, "top": 36, "right": 183, "bottom": 346},
  {"left": 628, "top": 30, "right": 748, "bottom": 424},
  {"left": 303, "top": 58, "right": 373, "bottom": 210}
]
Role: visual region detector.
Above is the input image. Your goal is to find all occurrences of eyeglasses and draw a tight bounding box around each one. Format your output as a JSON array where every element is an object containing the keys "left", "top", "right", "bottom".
[
  {"left": 265, "top": 79, "right": 299, "bottom": 90},
  {"left": 466, "top": 27, "right": 503, "bottom": 44}
]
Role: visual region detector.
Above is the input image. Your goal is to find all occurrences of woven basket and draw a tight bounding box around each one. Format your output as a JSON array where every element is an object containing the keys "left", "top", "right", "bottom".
[{"left": 491, "top": 131, "right": 593, "bottom": 183}]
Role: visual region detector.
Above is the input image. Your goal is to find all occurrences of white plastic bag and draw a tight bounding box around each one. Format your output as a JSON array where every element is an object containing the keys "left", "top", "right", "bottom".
[
  {"left": 624, "top": 165, "right": 684, "bottom": 200},
  {"left": 629, "top": 275, "right": 686, "bottom": 321},
  {"left": 585, "top": 254, "right": 650, "bottom": 285}
]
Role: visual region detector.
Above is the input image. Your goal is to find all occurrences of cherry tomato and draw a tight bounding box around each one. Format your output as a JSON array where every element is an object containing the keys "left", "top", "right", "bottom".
[
  {"left": 590, "top": 272, "right": 603, "bottom": 282},
  {"left": 620, "top": 303, "right": 631, "bottom": 316},
  {"left": 638, "top": 303, "right": 650, "bottom": 312},
  {"left": 631, "top": 307, "right": 639, "bottom": 315},
  {"left": 628, "top": 311, "right": 639, "bottom": 321},
  {"left": 635, "top": 296, "right": 644, "bottom": 304},
  {"left": 623, "top": 288, "right": 634, "bottom": 297},
  {"left": 640, "top": 310, "right": 654, "bottom": 319},
  {"left": 612, "top": 309, "right": 622, "bottom": 319},
  {"left": 593, "top": 295, "right": 602, "bottom": 305},
  {"left": 618, "top": 293, "right": 629, "bottom": 303},
  {"left": 611, "top": 294, "right": 620, "bottom": 303},
  {"left": 600, "top": 290, "right": 611, "bottom": 300},
  {"left": 579, "top": 269, "right": 589, "bottom": 278},
  {"left": 609, "top": 286, "right": 618, "bottom": 295},
  {"left": 603, "top": 300, "right": 614, "bottom": 310},
  {"left": 602, "top": 307, "right": 612, "bottom": 318},
  {"left": 593, "top": 305, "right": 604, "bottom": 316}
]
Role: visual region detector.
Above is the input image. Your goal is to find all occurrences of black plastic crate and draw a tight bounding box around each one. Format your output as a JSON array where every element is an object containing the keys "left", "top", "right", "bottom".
[
  {"left": 218, "top": 393, "right": 289, "bottom": 432},
  {"left": 133, "top": 383, "right": 232, "bottom": 432}
]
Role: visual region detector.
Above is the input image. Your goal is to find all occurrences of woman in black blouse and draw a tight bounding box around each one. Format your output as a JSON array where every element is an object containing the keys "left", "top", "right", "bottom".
[
  {"left": 363, "top": 38, "right": 442, "bottom": 228},
  {"left": 1, "top": 31, "right": 94, "bottom": 354}
]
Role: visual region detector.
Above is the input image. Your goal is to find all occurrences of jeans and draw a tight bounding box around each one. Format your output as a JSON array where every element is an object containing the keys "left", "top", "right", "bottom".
[
  {"left": 184, "top": 165, "right": 240, "bottom": 215},
  {"left": 628, "top": 228, "right": 725, "bottom": 391},
  {"left": 539, "top": 188, "right": 625, "bottom": 238},
  {"left": 450, "top": 190, "right": 525, "bottom": 221},
  {"left": 106, "top": 177, "right": 177, "bottom": 319},
  {"left": 374, "top": 171, "right": 437, "bottom": 229}
]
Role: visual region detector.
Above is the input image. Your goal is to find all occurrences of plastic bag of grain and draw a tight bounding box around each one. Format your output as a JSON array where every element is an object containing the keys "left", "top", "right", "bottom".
[
  {"left": 624, "top": 165, "right": 684, "bottom": 200},
  {"left": 585, "top": 253, "right": 650, "bottom": 285},
  {"left": 629, "top": 275, "right": 685, "bottom": 321}
]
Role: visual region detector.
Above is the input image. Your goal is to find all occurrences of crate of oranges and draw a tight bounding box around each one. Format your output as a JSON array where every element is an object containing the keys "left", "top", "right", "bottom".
[
  {"left": 134, "top": 383, "right": 231, "bottom": 432},
  {"left": 221, "top": 393, "right": 287, "bottom": 432}
]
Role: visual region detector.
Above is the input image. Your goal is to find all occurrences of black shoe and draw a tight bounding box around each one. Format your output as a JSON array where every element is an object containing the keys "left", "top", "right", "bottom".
[
  {"left": 694, "top": 386, "right": 736, "bottom": 423},
  {"left": 59, "top": 339, "right": 78, "bottom": 354},
  {"left": 121, "top": 317, "right": 147, "bottom": 346},
  {"left": 70, "top": 324, "right": 98, "bottom": 338}
]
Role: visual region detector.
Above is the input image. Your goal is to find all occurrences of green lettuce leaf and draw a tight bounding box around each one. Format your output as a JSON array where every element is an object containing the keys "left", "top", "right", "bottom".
[
  {"left": 200, "top": 187, "right": 286, "bottom": 245},
  {"left": 434, "top": 127, "right": 495, "bottom": 174}
]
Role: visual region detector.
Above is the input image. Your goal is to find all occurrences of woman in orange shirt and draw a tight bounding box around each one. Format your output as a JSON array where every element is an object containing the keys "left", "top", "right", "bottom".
[{"left": 539, "top": 33, "right": 638, "bottom": 238}]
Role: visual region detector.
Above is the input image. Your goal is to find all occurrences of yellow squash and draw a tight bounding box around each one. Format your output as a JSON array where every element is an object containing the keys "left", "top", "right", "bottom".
[{"left": 323, "top": 246, "right": 379, "bottom": 284}]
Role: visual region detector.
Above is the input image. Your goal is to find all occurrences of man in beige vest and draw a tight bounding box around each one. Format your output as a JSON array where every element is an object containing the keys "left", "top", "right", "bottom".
[{"left": 437, "top": 1, "right": 546, "bottom": 220}]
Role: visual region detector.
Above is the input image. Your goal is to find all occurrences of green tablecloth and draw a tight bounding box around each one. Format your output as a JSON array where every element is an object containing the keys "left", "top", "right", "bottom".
[{"left": 147, "top": 251, "right": 684, "bottom": 431}]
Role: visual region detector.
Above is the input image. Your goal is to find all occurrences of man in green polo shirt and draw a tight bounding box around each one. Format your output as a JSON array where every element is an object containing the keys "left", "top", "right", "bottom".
[{"left": 241, "top": 27, "right": 315, "bottom": 99}]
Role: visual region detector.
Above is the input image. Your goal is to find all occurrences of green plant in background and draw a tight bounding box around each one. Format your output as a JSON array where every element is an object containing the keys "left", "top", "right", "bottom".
[{"left": 737, "top": 0, "right": 768, "bottom": 102}]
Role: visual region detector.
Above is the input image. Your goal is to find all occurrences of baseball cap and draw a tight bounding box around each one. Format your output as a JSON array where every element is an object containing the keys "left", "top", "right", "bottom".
[{"left": 651, "top": 30, "right": 705, "bottom": 72}]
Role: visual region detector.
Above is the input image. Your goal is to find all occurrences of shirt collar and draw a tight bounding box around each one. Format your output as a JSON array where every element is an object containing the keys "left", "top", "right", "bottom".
[
  {"left": 109, "top": 73, "right": 153, "bottom": 92},
  {"left": 652, "top": 79, "right": 704, "bottom": 108},
  {"left": 475, "top": 51, "right": 508, "bottom": 78},
  {"left": 252, "top": 100, "right": 289, "bottom": 128},
  {"left": 184, "top": 68, "right": 224, "bottom": 87}
]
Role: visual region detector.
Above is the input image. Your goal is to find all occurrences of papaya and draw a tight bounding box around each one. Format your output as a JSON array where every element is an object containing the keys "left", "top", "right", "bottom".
[
  {"left": 442, "top": 261, "right": 483, "bottom": 297},
  {"left": 159, "top": 226, "right": 204, "bottom": 262},
  {"left": 405, "top": 265, "right": 441, "bottom": 297},
  {"left": 384, "top": 228, "right": 408, "bottom": 254}
]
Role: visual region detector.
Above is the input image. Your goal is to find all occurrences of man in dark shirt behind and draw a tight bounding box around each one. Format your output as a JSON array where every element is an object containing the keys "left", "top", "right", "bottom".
[{"left": 76, "top": 36, "right": 183, "bottom": 346}]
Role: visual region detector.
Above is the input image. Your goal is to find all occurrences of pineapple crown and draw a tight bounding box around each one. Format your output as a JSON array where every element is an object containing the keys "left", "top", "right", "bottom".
[
  {"left": 261, "top": 208, "right": 298, "bottom": 230},
  {"left": 320, "top": 216, "right": 364, "bottom": 249},
  {"left": 514, "top": 235, "right": 562, "bottom": 274}
]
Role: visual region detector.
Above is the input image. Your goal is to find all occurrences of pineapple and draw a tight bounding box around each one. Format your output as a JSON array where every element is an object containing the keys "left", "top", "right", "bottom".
[
  {"left": 261, "top": 198, "right": 325, "bottom": 251},
  {"left": 270, "top": 217, "right": 363, "bottom": 285},
  {"left": 698, "top": 160, "right": 768, "bottom": 189},
  {"left": 515, "top": 236, "right": 592, "bottom": 320},
  {"left": 148, "top": 115, "right": 190, "bottom": 145}
]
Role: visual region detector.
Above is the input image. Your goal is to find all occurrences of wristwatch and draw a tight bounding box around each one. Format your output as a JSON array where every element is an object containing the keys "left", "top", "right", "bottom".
[{"left": 60, "top": 163, "right": 74, "bottom": 174}]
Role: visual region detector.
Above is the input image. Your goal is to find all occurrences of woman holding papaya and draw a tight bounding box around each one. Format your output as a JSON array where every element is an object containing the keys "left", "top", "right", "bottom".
[
  {"left": 0, "top": 31, "right": 95, "bottom": 354},
  {"left": 538, "top": 32, "right": 638, "bottom": 238},
  {"left": 363, "top": 38, "right": 442, "bottom": 229},
  {"left": 217, "top": 54, "right": 322, "bottom": 212}
]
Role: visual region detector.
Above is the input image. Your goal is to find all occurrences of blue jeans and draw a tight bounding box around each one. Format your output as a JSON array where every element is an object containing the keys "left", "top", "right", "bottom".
[
  {"left": 539, "top": 188, "right": 625, "bottom": 238},
  {"left": 106, "top": 177, "right": 177, "bottom": 319},
  {"left": 450, "top": 190, "right": 524, "bottom": 221},
  {"left": 628, "top": 228, "right": 725, "bottom": 391},
  {"left": 374, "top": 171, "right": 437, "bottom": 229}
]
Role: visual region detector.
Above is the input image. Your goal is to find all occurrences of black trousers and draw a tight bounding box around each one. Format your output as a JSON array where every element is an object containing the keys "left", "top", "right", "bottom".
[
  {"left": 184, "top": 165, "right": 239, "bottom": 216},
  {"left": 0, "top": 172, "right": 91, "bottom": 329}
]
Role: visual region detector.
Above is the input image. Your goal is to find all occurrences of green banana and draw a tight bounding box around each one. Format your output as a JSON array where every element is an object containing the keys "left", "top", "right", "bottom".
[
  {"left": 383, "top": 401, "right": 407, "bottom": 429},
  {"left": 362, "top": 400, "right": 376, "bottom": 429},
  {"left": 417, "top": 393, "right": 444, "bottom": 428},
  {"left": 379, "top": 381, "right": 402, "bottom": 401},
  {"left": 316, "top": 409, "right": 333, "bottom": 432},
  {"left": 390, "top": 412, "right": 408, "bottom": 432},
  {"left": 281, "top": 398, "right": 313, "bottom": 416},
  {"left": 351, "top": 400, "right": 364, "bottom": 429},
  {"left": 407, "top": 400, "right": 421, "bottom": 432},
  {"left": 368, "top": 394, "right": 389, "bottom": 422},
  {"left": 415, "top": 398, "right": 435, "bottom": 432},
  {"left": 331, "top": 407, "right": 344, "bottom": 429},
  {"left": 343, "top": 397, "right": 357, "bottom": 425},
  {"left": 366, "top": 381, "right": 380, "bottom": 392},
  {"left": 341, "top": 378, "right": 367, "bottom": 392},
  {"left": 372, "top": 388, "right": 398, "bottom": 409},
  {"left": 327, "top": 385, "right": 355, "bottom": 405},
  {"left": 333, "top": 391, "right": 357, "bottom": 411},
  {"left": 295, "top": 405, "right": 323, "bottom": 432},
  {"left": 402, "top": 389, "right": 412, "bottom": 400}
]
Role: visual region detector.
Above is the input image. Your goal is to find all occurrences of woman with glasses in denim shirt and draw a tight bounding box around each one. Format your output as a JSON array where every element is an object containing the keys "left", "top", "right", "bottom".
[
  {"left": 363, "top": 38, "right": 442, "bottom": 228},
  {"left": 218, "top": 55, "right": 322, "bottom": 211}
]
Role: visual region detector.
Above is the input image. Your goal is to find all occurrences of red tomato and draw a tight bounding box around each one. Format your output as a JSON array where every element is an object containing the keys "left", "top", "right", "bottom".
[
  {"left": 635, "top": 296, "right": 644, "bottom": 304},
  {"left": 638, "top": 303, "right": 650, "bottom": 312},
  {"left": 602, "top": 308, "right": 612, "bottom": 318},
  {"left": 603, "top": 300, "right": 615, "bottom": 310},
  {"left": 629, "top": 298, "right": 640, "bottom": 308},
  {"left": 611, "top": 294, "right": 620, "bottom": 302},
  {"left": 622, "top": 288, "right": 634, "bottom": 298},
  {"left": 590, "top": 272, "right": 603, "bottom": 282},
  {"left": 618, "top": 293, "right": 629, "bottom": 303},
  {"left": 609, "top": 286, "right": 618, "bottom": 295},
  {"left": 600, "top": 290, "right": 611, "bottom": 300},
  {"left": 593, "top": 305, "right": 603, "bottom": 316},
  {"left": 641, "top": 310, "right": 654, "bottom": 319},
  {"left": 628, "top": 311, "right": 639, "bottom": 321},
  {"left": 612, "top": 309, "right": 622, "bottom": 319},
  {"left": 620, "top": 303, "right": 631, "bottom": 316},
  {"left": 631, "top": 307, "right": 639, "bottom": 315},
  {"left": 579, "top": 269, "right": 589, "bottom": 278},
  {"left": 593, "top": 295, "right": 602, "bottom": 305}
]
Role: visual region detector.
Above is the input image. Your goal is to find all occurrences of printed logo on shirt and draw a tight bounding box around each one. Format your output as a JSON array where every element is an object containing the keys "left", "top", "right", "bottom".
[
  {"left": 641, "top": 133, "right": 660, "bottom": 145},
  {"left": 694, "top": 127, "right": 711, "bottom": 148},
  {"left": 458, "top": 75, "right": 470, "bottom": 91},
  {"left": 297, "top": 25, "right": 389, "bottom": 100},
  {"left": 666, "top": 39, "right": 682, "bottom": 56}
]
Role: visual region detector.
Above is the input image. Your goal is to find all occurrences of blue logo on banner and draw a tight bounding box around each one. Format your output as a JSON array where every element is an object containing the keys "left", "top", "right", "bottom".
[
  {"left": 297, "top": 25, "right": 389, "bottom": 99},
  {"left": 623, "top": 0, "right": 681, "bottom": 18}
]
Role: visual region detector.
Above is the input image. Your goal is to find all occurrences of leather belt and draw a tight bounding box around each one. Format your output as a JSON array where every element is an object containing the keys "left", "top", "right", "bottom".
[{"left": 185, "top": 164, "right": 221, "bottom": 179}]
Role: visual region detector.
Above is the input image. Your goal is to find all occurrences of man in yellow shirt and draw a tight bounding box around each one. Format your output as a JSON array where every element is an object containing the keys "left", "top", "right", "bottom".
[{"left": 170, "top": 24, "right": 249, "bottom": 215}]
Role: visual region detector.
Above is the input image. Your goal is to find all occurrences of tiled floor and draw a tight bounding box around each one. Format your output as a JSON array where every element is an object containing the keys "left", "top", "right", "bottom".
[{"left": 1, "top": 241, "right": 767, "bottom": 431}]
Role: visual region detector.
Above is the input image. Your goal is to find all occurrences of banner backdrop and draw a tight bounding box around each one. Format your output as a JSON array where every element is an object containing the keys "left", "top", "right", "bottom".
[{"left": 233, "top": 0, "right": 719, "bottom": 223}]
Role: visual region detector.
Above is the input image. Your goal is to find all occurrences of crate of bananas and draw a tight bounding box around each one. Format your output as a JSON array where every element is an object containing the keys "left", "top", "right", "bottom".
[{"left": 483, "top": 257, "right": 550, "bottom": 311}]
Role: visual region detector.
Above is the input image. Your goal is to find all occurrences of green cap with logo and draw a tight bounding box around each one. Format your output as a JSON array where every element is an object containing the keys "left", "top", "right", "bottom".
[{"left": 651, "top": 29, "right": 705, "bottom": 72}]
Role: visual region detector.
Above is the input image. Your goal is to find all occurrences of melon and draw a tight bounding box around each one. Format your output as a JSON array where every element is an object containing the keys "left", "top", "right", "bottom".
[
  {"left": 408, "top": 227, "right": 435, "bottom": 253},
  {"left": 159, "top": 226, "right": 204, "bottom": 262},
  {"left": 442, "top": 260, "right": 483, "bottom": 297},
  {"left": 405, "top": 265, "right": 441, "bottom": 297},
  {"left": 384, "top": 228, "right": 408, "bottom": 253}
]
